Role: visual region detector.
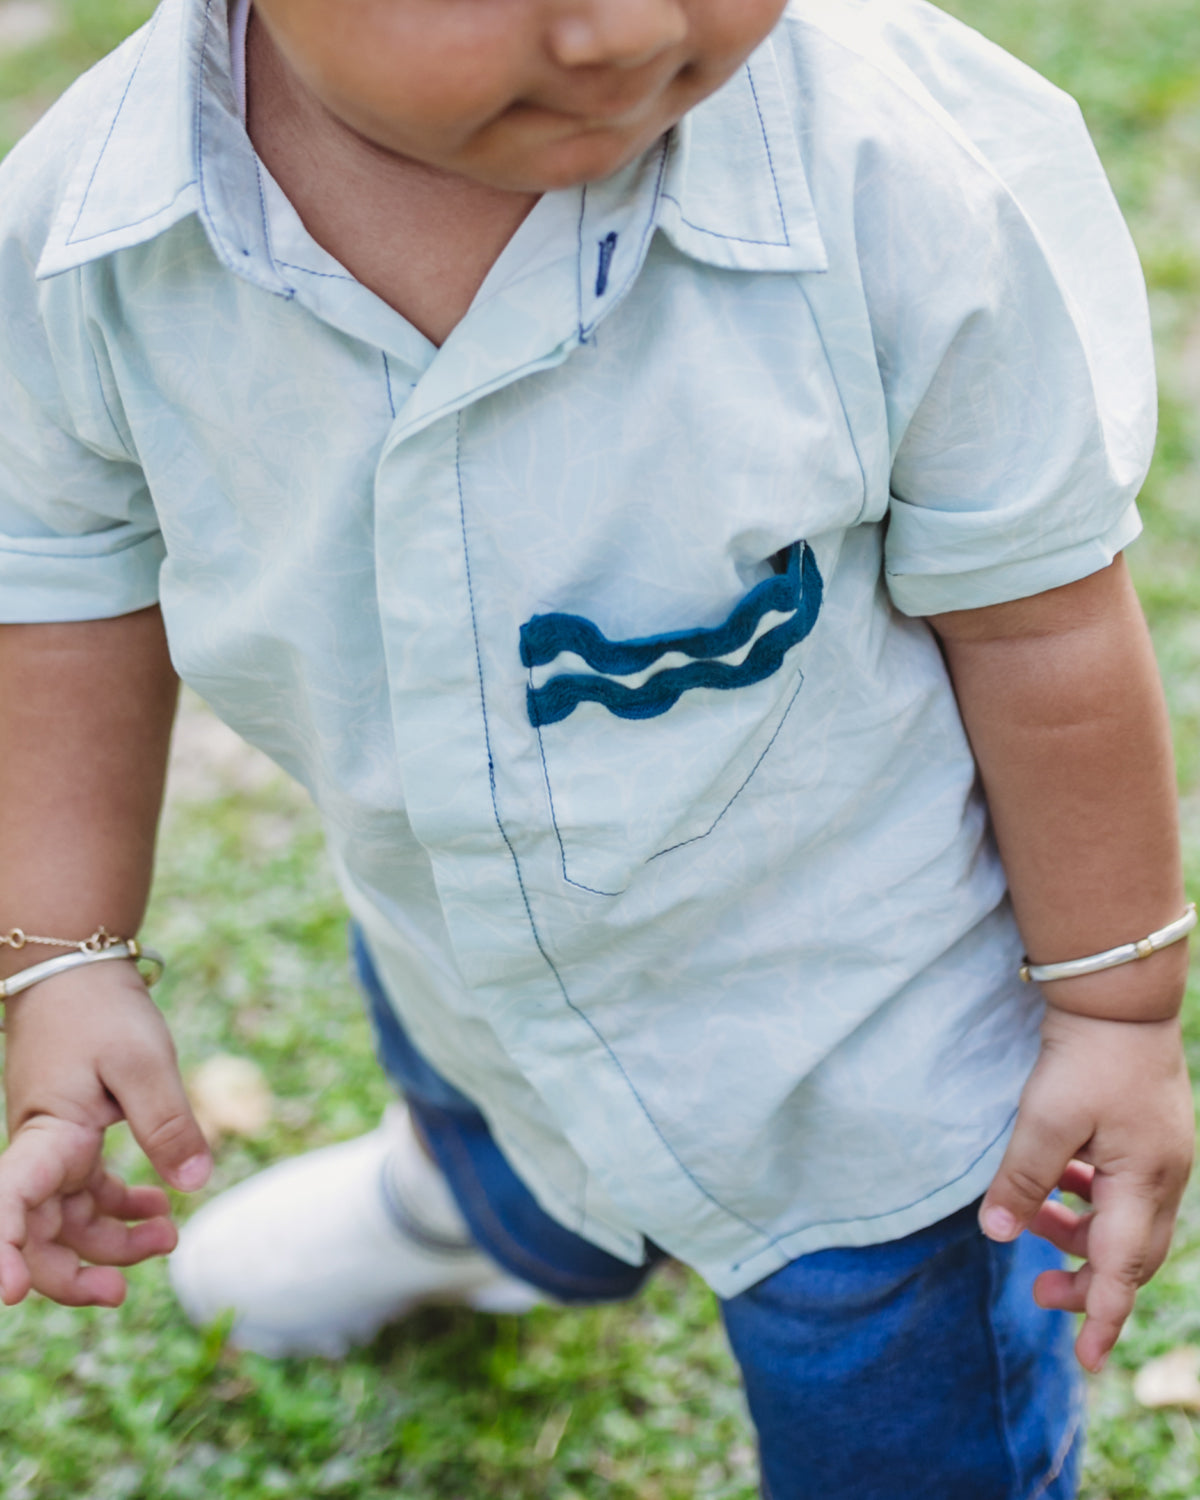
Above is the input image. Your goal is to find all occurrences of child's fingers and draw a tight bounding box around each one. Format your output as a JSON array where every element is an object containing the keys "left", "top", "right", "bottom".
[
  {"left": 1072, "top": 1183, "right": 1163, "bottom": 1372},
  {"left": 979, "top": 1104, "right": 1078, "bottom": 1241},
  {"left": 0, "top": 1119, "right": 120, "bottom": 1306},
  {"left": 0, "top": 1189, "right": 31, "bottom": 1301},
  {"left": 0, "top": 1241, "right": 32, "bottom": 1306},
  {"left": 0, "top": 1126, "right": 68, "bottom": 1232},
  {"left": 1057, "top": 1160, "right": 1095, "bottom": 1203},
  {"left": 1027, "top": 1197, "right": 1091, "bottom": 1259},
  {"left": 1033, "top": 1262, "right": 1090, "bottom": 1314},
  {"left": 58, "top": 1189, "right": 178, "bottom": 1266},
  {"left": 101, "top": 1046, "right": 212, "bottom": 1194},
  {"left": 89, "top": 1171, "right": 171, "bottom": 1224},
  {"left": 1024, "top": 1159, "right": 1099, "bottom": 1257},
  {"left": 0, "top": 1123, "right": 85, "bottom": 1301},
  {"left": 1032, "top": 1193, "right": 1179, "bottom": 1374},
  {"left": 21, "top": 1234, "right": 127, "bottom": 1308}
]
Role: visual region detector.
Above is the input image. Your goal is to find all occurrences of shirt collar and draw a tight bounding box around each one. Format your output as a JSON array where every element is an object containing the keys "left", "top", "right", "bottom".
[
  {"left": 37, "top": 0, "right": 289, "bottom": 291},
  {"left": 36, "top": 0, "right": 827, "bottom": 287},
  {"left": 657, "top": 36, "right": 827, "bottom": 275}
]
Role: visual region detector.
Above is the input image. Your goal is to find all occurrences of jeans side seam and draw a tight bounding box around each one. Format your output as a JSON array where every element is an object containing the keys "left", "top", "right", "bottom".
[
  {"left": 1024, "top": 1396, "right": 1084, "bottom": 1500},
  {"left": 981, "top": 1237, "right": 1024, "bottom": 1498}
]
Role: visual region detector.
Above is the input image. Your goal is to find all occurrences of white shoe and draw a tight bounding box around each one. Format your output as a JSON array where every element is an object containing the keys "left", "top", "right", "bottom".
[{"left": 169, "top": 1104, "right": 543, "bottom": 1357}]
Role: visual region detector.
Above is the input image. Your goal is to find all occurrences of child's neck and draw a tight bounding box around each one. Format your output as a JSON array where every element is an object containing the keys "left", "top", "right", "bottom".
[{"left": 245, "top": 14, "right": 539, "bottom": 348}]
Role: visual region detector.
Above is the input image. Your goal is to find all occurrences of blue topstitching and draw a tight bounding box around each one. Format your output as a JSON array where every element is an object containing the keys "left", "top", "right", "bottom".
[
  {"left": 454, "top": 416, "right": 771, "bottom": 1245},
  {"left": 649, "top": 675, "right": 804, "bottom": 862},
  {"left": 658, "top": 192, "right": 790, "bottom": 250},
  {"left": 66, "top": 4, "right": 163, "bottom": 245},
  {"left": 536, "top": 673, "right": 805, "bottom": 898},
  {"left": 193, "top": 0, "right": 292, "bottom": 297},
  {"left": 252, "top": 157, "right": 283, "bottom": 277},
  {"left": 63, "top": 180, "right": 197, "bottom": 248},
  {"left": 746, "top": 65, "right": 790, "bottom": 247},
  {"left": 574, "top": 190, "right": 587, "bottom": 340},
  {"left": 275, "top": 259, "right": 354, "bottom": 283},
  {"left": 382, "top": 352, "right": 396, "bottom": 419},
  {"left": 729, "top": 1108, "right": 1019, "bottom": 1273},
  {"left": 530, "top": 698, "right": 621, "bottom": 897}
]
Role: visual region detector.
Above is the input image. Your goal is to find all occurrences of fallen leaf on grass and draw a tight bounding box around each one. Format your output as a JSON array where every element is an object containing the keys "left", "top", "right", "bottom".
[
  {"left": 210, "top": 1377, "right": 256, "bottom": 1403},
  {"left": 534, "top": 1405, "right": 572, "bottom": 1463},
  {"left": 1133, "top": 1347, "right": 1200, "bottom": 1410},
  {"left": 188, "top": 1054, "right": 274, "bottom": 1145}
]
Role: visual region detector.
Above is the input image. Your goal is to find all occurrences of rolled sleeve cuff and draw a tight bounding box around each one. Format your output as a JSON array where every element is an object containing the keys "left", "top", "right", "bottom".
[
  {"left": 885, "top": 502, "right": 1143, "bottom": 617},
  {"left": 0, "top": 527, "right": 166, "bottom": 622}
]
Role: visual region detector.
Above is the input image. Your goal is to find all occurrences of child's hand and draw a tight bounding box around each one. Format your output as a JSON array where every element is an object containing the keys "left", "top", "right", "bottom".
[
  {"left": 0, "top": 963, "right": 212, "bottom": 1307},
  {"left": 978, "top": 1006, "right": 1194, "bottom": 1373}
]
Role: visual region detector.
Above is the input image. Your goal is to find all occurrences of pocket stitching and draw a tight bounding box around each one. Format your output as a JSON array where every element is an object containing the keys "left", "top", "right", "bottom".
[
  {"left": 524, "top": 542, "right": 822, "bottom": 895},
  {"left": 533, "top": 670, "right": 806, "bottom": 897}
]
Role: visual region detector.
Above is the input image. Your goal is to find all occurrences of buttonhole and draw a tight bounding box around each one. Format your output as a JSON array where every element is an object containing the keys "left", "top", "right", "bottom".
[{"left": 595, "top": 232, "right": 619, "bottom": 298}]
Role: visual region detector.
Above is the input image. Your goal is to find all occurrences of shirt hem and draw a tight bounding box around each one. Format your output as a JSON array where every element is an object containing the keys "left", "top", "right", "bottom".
[{"left": 697, "top": 1123, "right": 1015, "bottom": 1299}]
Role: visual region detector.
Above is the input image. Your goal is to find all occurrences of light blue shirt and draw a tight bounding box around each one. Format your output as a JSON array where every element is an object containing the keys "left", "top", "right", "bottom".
[{"left": 0, "top": 0, "right": 1155, "bottom": 1293}]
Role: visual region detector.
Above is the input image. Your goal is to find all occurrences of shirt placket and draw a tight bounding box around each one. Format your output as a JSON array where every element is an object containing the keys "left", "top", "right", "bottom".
[{"left": 360, "top": 167, "right": 781, "bottom": 1273}]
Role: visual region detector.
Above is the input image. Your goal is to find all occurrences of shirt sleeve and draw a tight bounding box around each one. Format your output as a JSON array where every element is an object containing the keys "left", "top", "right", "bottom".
[
  {"left": 0, "top": 221, "right": 163, "bottom": 624},
  {"left": 853, "top": 7, "right": 1155, "bottom": 616}
]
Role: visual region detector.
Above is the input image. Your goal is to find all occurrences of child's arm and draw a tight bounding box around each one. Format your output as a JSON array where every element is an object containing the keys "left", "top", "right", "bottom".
[
  {"left": 0, "top": 609, "right": 212, "bottom": 1307},
  {"left": 928, "top": 555, "right": 1194, "bottom": 1373}
]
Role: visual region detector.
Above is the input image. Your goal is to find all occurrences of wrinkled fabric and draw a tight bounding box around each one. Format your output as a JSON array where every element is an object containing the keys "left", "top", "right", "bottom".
[
  {"left": 0, "top": 0, "right": 1154, "bottom": 1293},
  {"left": 361, "top": 928, "right": 1083, "bottom": 1500}
]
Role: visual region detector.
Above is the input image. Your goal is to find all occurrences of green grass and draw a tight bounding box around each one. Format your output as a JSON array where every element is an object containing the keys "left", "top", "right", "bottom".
[
  {"left": 2, "top": 776, "right": 760, "bottom": 1500},
  {"left": 1, "top": 0, "right": 1199, "bottom": 1495},
  {"left": 0, "top": 0, "right": 156, "bottom": 153}
]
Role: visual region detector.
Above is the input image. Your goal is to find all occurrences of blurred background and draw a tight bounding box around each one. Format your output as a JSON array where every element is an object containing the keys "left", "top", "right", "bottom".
[{"left": 0, "top": 1, "right": 1197, "bottom": 1496}]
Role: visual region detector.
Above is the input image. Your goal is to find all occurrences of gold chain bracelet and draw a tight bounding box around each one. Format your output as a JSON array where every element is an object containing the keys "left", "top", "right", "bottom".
[{"left": 2, "top": 926, "right": 125, "bottom": 955}]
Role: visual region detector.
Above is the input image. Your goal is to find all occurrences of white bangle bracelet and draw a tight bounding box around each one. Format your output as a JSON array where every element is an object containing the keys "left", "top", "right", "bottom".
[
  {"left": 1019, "top": 903, "right": 1197, "bottom": 985},
  {"left": 0, "top": 940, "right": 165, "bottom": 1025}
]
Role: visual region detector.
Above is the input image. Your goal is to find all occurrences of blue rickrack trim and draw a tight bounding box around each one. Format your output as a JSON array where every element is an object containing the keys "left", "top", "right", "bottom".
[
  {"left": 528, "top": 601, "right": 816, "bottom": 725},
  {"left": 522, "top": 540, "right": 812, "bottom": 672},
  {"left": 523, "top": 542, "right": 822, "bottom": 727}
]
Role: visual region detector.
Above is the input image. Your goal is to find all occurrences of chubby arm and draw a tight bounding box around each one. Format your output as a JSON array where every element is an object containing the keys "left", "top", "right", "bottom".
[
  {"left": 0, "top": 609, "right": 211, "bottom": 1307},
  {"left": 928, "top": 556, "right": 1194, "bottom": 1372}
]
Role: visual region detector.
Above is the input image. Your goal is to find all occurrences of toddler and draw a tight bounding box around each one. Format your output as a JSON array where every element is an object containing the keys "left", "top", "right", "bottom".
[{"left": 0, "top": 1, "right": 1194, "bottom": 1495}]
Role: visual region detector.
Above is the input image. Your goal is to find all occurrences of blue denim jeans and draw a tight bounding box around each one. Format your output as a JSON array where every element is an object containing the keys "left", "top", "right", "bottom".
[{"left": 354, "top": 930, "right": 1082, "bottom": 1500}]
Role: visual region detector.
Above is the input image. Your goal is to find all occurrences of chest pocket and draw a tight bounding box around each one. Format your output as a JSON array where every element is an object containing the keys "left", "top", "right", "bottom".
[{"left": 520, "top": 541, "right": 823, "bottom": 896}]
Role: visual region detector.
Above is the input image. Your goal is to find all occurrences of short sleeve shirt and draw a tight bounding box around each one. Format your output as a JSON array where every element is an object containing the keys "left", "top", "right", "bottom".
[{"left": 0, "top": 0, "right": 1154, "bottom": 1293}]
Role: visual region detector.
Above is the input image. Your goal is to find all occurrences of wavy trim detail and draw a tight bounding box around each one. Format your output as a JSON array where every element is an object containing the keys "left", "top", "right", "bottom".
[{"left": 524, "top": 542, "right": 822, "bottom": 727}]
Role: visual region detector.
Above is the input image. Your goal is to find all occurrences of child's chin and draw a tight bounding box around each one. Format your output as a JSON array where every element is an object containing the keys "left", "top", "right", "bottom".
[{"left": 495, "top": 129, "right": 664, "bottom": 193}]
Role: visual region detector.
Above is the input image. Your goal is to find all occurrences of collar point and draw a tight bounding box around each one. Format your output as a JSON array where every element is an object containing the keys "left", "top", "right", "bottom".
[
  {"left": 36, "top": 183, "right": 203, "bottom": 281},
  {"left": 655, "top": 200, "right": 828, "bottom": 276}
]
